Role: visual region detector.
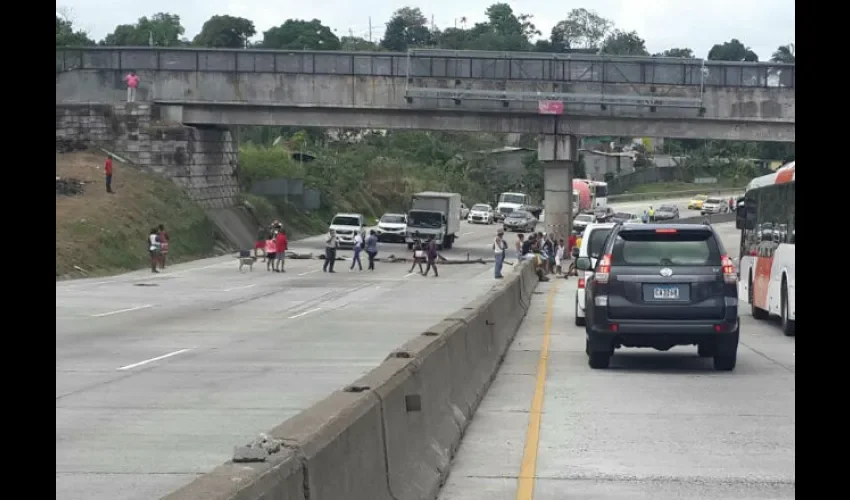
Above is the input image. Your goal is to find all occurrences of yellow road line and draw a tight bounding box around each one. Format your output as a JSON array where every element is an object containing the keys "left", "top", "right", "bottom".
[{"left": 516, "top": 281, "right": 561, "bottom": 500}]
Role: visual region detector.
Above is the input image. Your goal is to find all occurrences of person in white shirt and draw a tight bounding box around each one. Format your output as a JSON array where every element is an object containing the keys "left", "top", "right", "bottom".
[
  {"left": 323, "top": 230, "right": 338, "bottom": 273},
  {"left": 493, "top": 230, "right": 508, "bottom": 279},
  {"left": 148, "top": 228, "right": 161, "bottom": 274},
  {"left": 350, "top": 231, "right": 364, "bottom": 271},
  {"left": 555, "top": 238, "right": 565, "bottom": 275}
]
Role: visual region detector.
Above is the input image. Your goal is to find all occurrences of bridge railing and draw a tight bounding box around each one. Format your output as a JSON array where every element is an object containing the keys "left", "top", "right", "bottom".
[{"left": 56, "top": 47, "right": 795, "bottom": 89}]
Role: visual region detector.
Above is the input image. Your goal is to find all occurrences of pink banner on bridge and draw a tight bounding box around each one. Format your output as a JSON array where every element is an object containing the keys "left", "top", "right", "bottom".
[{"left": 538, "top": 100, "right": 564, "bottom": 115}]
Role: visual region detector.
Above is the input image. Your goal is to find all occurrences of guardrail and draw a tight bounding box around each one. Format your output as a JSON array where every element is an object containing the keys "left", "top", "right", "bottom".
[{"left": 56, "top": 47, "right": 795, "bottom": 88}]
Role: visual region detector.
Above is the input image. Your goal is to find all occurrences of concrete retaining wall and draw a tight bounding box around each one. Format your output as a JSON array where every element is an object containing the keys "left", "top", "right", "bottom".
[
  {"left": 163, "top": 260, "right": 539, "bottom": 500},
  {"left": 56, "top": 103, "right": 241, "bottom": 210}
]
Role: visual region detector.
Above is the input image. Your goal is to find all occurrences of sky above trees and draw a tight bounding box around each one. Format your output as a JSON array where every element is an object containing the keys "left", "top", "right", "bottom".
[{"left": 58, "top": 0, "right": 794, "bottom": 61}]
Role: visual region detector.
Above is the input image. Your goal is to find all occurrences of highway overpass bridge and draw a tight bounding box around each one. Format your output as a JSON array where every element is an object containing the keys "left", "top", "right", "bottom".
[{"left": 55, "top": 47, "right": 795, "bottom": 236}]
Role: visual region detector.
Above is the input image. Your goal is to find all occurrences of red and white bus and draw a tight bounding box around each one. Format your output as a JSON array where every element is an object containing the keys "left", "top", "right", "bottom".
[{"left": 737, "top": 161, "right": 795, "bottom": 336}]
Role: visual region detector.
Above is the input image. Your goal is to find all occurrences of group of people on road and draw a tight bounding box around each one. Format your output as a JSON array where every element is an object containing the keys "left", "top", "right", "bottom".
[
  {"left": 492, "top": 229, "right": 582, "bottom": 281},
  {"left": 254, "top": 221, "right": 289, "bottom": 272},
  {"left": 323, "top": 228, "right": 379, "bottom": 273},
  {"left": 147, "top": 224, "right": 169, "bottom": 273}
]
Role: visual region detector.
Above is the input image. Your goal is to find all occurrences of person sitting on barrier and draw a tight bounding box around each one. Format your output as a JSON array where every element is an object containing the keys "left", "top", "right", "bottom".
[
  {"left": 515, "top": 233, "right": 525, "bottom": 264},
  {"left": 530, "top": 237, "right": 549, "bottom": 282}
]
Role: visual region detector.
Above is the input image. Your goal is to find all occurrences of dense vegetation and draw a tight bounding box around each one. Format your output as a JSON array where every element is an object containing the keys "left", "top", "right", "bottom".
[{"left": 58, "top": 4, "right": 794, "bottom": 234}]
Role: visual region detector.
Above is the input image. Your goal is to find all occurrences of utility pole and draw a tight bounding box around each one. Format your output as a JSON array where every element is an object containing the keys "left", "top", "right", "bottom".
[{"left": 368, "top": 17, "right": 372, "bottom": 43}]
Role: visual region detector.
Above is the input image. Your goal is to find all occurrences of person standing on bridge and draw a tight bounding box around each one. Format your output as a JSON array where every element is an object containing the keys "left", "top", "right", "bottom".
[
  {"left": 124, "top": 71, "right": 139, "bottom": 103},
  {"left": 323, "top": 229, "right": 338, "bottom": 273},
  {"left": 104, "top": 155, "right": 114, "bottom": 193}
]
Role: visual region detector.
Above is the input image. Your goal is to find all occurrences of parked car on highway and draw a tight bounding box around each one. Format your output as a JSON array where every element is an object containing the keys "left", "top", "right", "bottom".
[
  {"left": 594, "top": 207, "right": 615, "bottom": 223},
  {"left": 574, "top": 222, "right": 617, "bottom": 327},
  {"left": 329, "top": 213, "right": 366, "bottom": 248},
  {"left": 503, "top": 210, "right": 537, "bottom": 232},
  {"left": 375, "top": 213, "right": 407, "bottom": 243},
  {"left": 687, "top": 194, "right": 708, "bottom": 210},
  {"left": 609, "top": 212, "right": 639, "bottom": 224},
  {"left": 578, "top": 223, "right": 740, "bottom": 371},
  {"left": 467, "top": 203, "right": 494, "bottom": 224},
  {"left": 654, "top": 204, "right": 680, "bottom": 220},
  {"left": 573, "top": 213, "right": 596, "bottom": 233},
  {"left": 700, "top": 197, "right": 729, "bottom": 215}
]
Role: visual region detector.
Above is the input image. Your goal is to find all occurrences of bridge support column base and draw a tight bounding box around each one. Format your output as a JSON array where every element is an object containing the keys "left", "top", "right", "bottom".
[{"left": 538, "top": 135, "right": 577, "bottom": 240}]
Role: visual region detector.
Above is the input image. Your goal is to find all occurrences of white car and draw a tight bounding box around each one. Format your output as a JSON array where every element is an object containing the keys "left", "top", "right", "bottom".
[
  {"left": 328, "top": 213, "right": 366, "bottom": 247},
  {"left": 467, "top": 203, "right": 494, "bottom": 224},
  {"left": 700, "top": 198, "right": 729, "bottom": 215},
  {"left": 574, "top": 222, "right": 618, "bottom": 327},
  {"left": 573, "top": 213, "right": 596, "bottom": 233},
  {"left": 375, "top": 213, "right": 407, "bottom": 243}
]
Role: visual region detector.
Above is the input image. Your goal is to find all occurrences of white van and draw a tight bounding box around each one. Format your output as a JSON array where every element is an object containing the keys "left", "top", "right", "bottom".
[
  {"left": 329, "top": 213, "right": 366, "bottom": 247},
  {"left": 574, "top": 222, "right": 617, "bottom": 326}
]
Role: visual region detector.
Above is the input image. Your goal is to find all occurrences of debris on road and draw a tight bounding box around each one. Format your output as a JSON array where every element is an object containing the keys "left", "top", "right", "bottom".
[{"left": 232, "top": 433, "right": 283, "bottom": 463}]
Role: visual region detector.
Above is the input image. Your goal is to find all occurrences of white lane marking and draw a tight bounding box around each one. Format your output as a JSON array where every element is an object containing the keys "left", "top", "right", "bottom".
[
  {"left": 461, "top": 231, "right": 476, "bottom": 236},
  {"left": 299, "top": 269, "right": 319, "bottom": 276},
  {"left": 404, "top": 272, "right": 417, "bottom": 278},
  {"left": 91, "top": 304, "right": 153, "bottom": 317},
  {"left": 117, "top": 349, "right": 191, "bottom": 371},
  {"left": 221, "top": 284, "right": 256, "bottom": 292},
  {"left": 288, "top": 307, "right": 322, "bottom": 319}
]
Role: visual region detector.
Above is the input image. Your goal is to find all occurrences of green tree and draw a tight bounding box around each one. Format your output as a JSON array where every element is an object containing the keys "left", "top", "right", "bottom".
[
  {"left": 654, "top": 48, "right": 694, "bottom": 58},
  {"left": 193, "top": 15, "right": 256, "bottom": 48},
  {"left": 460, "top": 3, "right": 538, "bottom": 51},
  {"left": 101, "top": 13, "right": 185, "bottom": 46},
  {"left": 771, "top": 43, "right": 795, "bottom": 63},
  {"left": 340, "top": 36, "right": 379, "bottom": 51},
  {"left": 708, "top": 39, "right": 758, "bottom": 62},
  {"left": 56, "top": 14, "right": 94, "bottom": 46},
  {"left": 600, "top": 30, "right": 649, "bottom": 56},
  {"left": 550, "top": 8, "right": 612, "bottom": 52},
  {"left": 261, "top": 19, "right": 340, "bottom": 50},
  {"left": 380, "top": 7, "right": 434, "bottom": 51}
]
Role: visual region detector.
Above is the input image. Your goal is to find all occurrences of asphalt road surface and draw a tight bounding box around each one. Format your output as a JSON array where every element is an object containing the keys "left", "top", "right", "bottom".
[
  {"left": 438, "top": 223, "right": 795, "bottom": 500},
  {"left": 55, "top": 196, "right": 702, "bottom": 500}
]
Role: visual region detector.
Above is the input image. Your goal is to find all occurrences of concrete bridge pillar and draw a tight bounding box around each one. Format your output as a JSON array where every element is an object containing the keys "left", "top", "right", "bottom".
[{"left": 538, "top": 135, "right": 578, "bottom": 240}]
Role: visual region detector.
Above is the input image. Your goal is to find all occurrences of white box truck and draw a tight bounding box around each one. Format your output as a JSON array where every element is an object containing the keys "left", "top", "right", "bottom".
[{"left": 406, "top": 191, "right": 462, "bottom": 250}]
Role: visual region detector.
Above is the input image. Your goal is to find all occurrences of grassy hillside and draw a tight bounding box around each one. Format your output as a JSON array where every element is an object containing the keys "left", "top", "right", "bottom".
[{"left": 56, "top": 150, "right": 219, "bottom": 279}]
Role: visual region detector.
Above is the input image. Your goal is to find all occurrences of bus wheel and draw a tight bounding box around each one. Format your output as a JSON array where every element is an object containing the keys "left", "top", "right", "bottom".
[
  {"left": 749, "top": 272, "right": 769, "bottom": 320},
  {"left": 781, "top": 280, "right": 795, "bottom": 337}
]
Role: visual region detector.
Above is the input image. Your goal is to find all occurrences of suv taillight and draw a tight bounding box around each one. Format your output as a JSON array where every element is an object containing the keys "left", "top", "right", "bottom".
[
  {"left": 595, "top": 254, "right": 612, "bottom": 284},
  {"left": 721, "top": 255, "right": 737, "bottom": 284},
  {"left": 578, "top": 275, "right": 585, "bottom": 289}
]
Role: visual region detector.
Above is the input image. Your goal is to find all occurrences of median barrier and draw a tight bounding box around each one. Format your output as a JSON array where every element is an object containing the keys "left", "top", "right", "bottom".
[{"left": 162, "top": 260, "right": 538, "bottom": 500}]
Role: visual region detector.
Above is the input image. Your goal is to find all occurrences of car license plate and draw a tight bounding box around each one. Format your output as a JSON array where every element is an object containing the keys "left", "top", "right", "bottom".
[{"left": 653, "top": 286, "right": 679, "bottom": 300}]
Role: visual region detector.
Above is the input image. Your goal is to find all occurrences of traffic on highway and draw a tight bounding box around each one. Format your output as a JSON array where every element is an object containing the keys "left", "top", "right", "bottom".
[{"left": 56, "top": 188, "right": 788, "bottom": 500}]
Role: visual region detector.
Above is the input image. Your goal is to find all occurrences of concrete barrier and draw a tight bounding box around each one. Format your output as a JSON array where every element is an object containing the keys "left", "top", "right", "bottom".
[
  {"left": 163, "top": 261, "right": 538, "bottom": 500},
  {"left": 657, "top": 212, "right": 737, "bottom": 225}
]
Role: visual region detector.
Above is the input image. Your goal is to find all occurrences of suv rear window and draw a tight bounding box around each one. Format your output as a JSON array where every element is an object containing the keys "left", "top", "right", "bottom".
[
  {"left": 586, "top": 228, "right": 613, "bottom": 258},
  {"left": 611, "top": 230, "right": 722, "bottom": 266}
]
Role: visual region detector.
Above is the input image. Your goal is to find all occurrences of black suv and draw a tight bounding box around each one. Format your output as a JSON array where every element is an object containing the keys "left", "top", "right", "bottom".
[{"left": 577, "top": 223, "right": 739, "bottom": 371}]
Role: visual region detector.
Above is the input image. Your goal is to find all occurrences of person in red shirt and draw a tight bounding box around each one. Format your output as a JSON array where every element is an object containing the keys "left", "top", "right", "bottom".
[
  {"left": 567, "top": 232, "right": 577, "bottom": 255},
  {"left": 158, "top": 224, "right": 169, "bottom": 269},
  {"left": 104, "top": 156, "right": 113, "bottom": 193},
  {"left": 274, "top": 229, "right": 288, "bottom": 272}
]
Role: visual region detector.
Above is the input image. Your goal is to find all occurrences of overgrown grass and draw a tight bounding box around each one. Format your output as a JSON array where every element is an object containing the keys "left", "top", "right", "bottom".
[{"left": 56, "top": 150, "right": 219, "bottom": 279}]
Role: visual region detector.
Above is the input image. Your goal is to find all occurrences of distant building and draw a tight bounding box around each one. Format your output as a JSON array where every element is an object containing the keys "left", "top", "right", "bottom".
[
  {"left": 476, "top": 146, "right": 535, "bottom": 176},
  {"left": 579, "top": 149, "right": 636, "bottom": 180}
]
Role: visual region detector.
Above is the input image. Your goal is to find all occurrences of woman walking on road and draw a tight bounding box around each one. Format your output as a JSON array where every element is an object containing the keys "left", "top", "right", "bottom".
[
  {"left": 350, "top": 231, "right": 364, "bottom": 271},
  {"left": 409, "top": 235, "right": 425, "bottom": 274}
]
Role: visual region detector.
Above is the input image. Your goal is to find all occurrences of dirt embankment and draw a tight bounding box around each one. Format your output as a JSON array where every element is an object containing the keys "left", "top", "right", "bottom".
[{"left": 56, "top": 149, "right": 219, "bottom": 279}]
